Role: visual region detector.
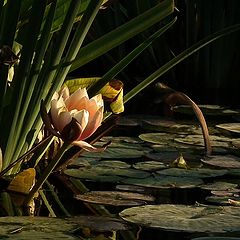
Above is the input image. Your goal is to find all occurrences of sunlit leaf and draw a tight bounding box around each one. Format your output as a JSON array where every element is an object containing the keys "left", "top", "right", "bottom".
[
  {"left": 64, "top": 78, "right": 124, "bottom": 113},
  {"left": 119, "top": 204, "right": 240, "bottom": 233},
  {"left": 7, "top": 168, "right": 36, "bottom": 194}
]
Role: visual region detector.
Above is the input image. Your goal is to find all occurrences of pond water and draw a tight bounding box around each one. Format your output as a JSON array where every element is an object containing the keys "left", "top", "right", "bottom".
[{"left": 2, "top": 105, "right": 240, "bottom": 240}]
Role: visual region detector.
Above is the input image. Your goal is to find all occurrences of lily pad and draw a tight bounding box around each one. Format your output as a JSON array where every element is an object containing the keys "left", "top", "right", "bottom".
[
  {"left": 156, "top": 168, "right": 228, "bottom": 178},
  {"left": 64, "top": 167, "right": 150, "bottom": 182},
  {"left": 119, "top": 204, "right": 240, "bottom": 233},
  {"left": 205, "top": 195, "right": 240, "bottom": 206},
  {"left": 201, "top": 155, "right": 240, "bottom": 169},
  {"left": 139, "top": 132, "right": 179, "bottom": 145},
  {"left": 64, "top": 169, "right": 123, "bottom": 182},
  {"left": 200, "top": 181, "right": 239, "bottom": 191},
  {"left": 142, "top": 119, "right": 202, "bottom": 135},
  {"left": 133, "top": 161, "right": 167, "bottom": 171},
  {"left": 174, "top": 135, "right": 236, "bottom": 148},
  {"left": 0, "top": 217, "right": 80, "bottom": 239},
  {"left": 69, "top": 157, "right": 100, "bottom": 167},
  {"left": 75, "top": 191, "right": 155, "bottom": 206},
  {"left": 121, "top": 176, "right": 203, "bottom": 189},
  {"left": 95, "top": 160, "right": 131, "bottom": 169},
  {"left": 216, "top": 123, "right": 240, "bottom": 136},
  {"left": 0, "top": 216, "right": 129, "bottom": 240},
  {"left": 81, "top": 147, "right": 148, "bottom": 159}
]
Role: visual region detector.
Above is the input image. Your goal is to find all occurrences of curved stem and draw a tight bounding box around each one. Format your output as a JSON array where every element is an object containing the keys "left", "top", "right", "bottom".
[{"left": 162, "top": 84, "right": 212, "bottom": 156}]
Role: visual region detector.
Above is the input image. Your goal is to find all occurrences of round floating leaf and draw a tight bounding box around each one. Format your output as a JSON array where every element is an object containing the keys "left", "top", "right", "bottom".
[
  {"left": 206, "top": 195, "right": 240, "bottom": 206},
  {"left": 121, "top": 176, "right": 203, "bottom": 189},
  {"left": 232, "top": 139, "right": 240, "bottom": 149},
  {"left": 100, "top": 136, "right": 143, "bottom": 144},
  {"left": 142, "top": 119, "right": 202, "bottom": 135},
  {"left": 133, "top": 161, "right": 167, "bottom": 171},
  {"left": 216, "top": 123, "right": 240, "bottom": 136},
  {"left": 0, "top": 216, "right": 129, "bottom": 239},
  {"left": 64, "top": 169, "right": 123, "bottom": 183},
  {"left": 69, "top": 157, "right": 100, "bottom": 167},
  {"left": 70, "top": 215, "right": 129, "bottom": 231},
  {"left": 119, "top": 204, "right": 240, "bottom": 233},
  {"left": 174, "top": 135, "right": 236, "bottom": 148},
  {"left": 64, "top": 167, "right": 150, "bottom": 182},
  {"left": 200, "top": 181, "right": 238, "bottom": 191},
  {"left": 81, "top": 147, "right": 148, "bottom": 159},
  {"left": 201, "top": 155, "right": 240, "bottom": 169},
  {"left": 0, "top": 217, "right": 79, "bottom": 239},
  {"left": 96, "top": 160, "right": 131, "bottom": 169},
  {"left": 157, "top": 168, "right": 228, "bottom": 178},
  {"left": 139, "top": 132, "right": 179, "bottom": 145},
  {"left": 75, "top": 191, "right": 155, "bottom": 206},
  {"left": 115, "top": 185, "right": 146, "bottom": 193}
]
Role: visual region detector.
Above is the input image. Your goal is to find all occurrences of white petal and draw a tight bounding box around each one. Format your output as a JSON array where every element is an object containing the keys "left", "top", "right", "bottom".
[
  {"left": 60, "top": 86, "right": 70, "bottom": 100},
  {"left": 58, "top": 111, "right": 72, "bottom": 132},
  {"left": 72, "top": 109, "right": 89, "bottom": 133}
]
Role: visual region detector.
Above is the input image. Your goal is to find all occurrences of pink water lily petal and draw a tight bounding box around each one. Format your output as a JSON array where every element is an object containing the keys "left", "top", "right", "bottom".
[
  {"left": 85, "top": 95, "right": 103, "bottom": 119},
  {"left": 65, "top": 88, "right": 88, "bottom": 110},
  {"left": 72, "top": 140, "right": 106, "bottom": 152},
  {"left": 57, "top": 111, "right": 72, "bottom": 132},
  {"left": 80, "top": 106, "right": 103, "bottom": 140},
  {"left": 72, "top": 109, "right": 89, "bottom": 135},
  {"left": 51, "top": 99, "right": 64, "bottom": 131}
]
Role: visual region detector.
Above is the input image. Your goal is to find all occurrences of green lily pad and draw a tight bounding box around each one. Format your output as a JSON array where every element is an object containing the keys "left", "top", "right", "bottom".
[
  {"left": 205, "top": 195, "right": 240, "bottom": 206},
  {"left": 115, "top": 185, "right": 146, "bottom": 193},
  {"left": 95, "top": 160, "right": 131, "bottom": 169},
  {"left": 64, "top": 167, "right": 150, "bottom": 182},
  {"left": 139, "top": 132, "right": 179, "bottom": 145},
  {"left": 69, "top": 157, "right": 100, "bottom": 167},
  {"left": 133, "top": 161, "right": 167, "bottom": 171},
  {"left": 121, "top": 176, "right": 203, "bottom": 189},
  {"left": 200, "top": 181, "right": 238, "bottom": 191},
  {"left": 201, "top": 155, "right": 240, "bottom": 169},
  {"left": 75, "top": 191, "right": 155, "bottom": 206},
  {"left": 174, "top": 135, "right": 236, "bottom": 148},
  {"left": 156, "top": 168, "right": 228, "bottom": 178},
  {"left": 216, "top": 123, "right": 240, "bottom": 136},
  {"left": 119, "top": 204, "right": 240, "bottom": 233},
  {"left": 64, "top": 169, "right": 123, "bottom": 182},
  {"left": 0, "top": 216, "right": 129, "bottom": 239},
  {"left": 142, "top": 119, "right": 202, "bottom": 135},
  {"left": 81, "top": 147, "right": 148, "bottom": 159}
]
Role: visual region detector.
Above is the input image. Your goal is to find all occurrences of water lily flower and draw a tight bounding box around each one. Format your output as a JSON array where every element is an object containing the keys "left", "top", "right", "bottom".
[{"left": 42, "top": 87, "right": 105, "bottom": 152}]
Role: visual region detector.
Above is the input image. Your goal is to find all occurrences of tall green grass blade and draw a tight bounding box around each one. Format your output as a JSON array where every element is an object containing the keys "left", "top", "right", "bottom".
[
  {"left": 70, "top": 0, "right": 174, "bottom": 71},
  {"left": 3, "top": 0, "right": 48, "bottom": 170},
  {"left": 13, "top": 0, "right": 82, "bottom": 163},
  {"left": 124, "top": 23, "right": 240, "bottom": 103},
  {"left": 11, "top": 1, "right": 56, "bottom": 166},
  {"left": 88, "top": 16, "right": 177, "bottom": 97},
  {"left": 0, "top": 0, "right": 21, "bottom": 128},
  {"left": 46, "top": 0, "right": 104, "bottom": 104},
  {"left": 25, "top": 0, "right": 104, "bottom": 153}
]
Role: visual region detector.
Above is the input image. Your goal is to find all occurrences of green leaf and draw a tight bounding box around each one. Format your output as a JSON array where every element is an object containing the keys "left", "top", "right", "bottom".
[{"left": 70, "top": 0, "right": 174, "bottom": 71}]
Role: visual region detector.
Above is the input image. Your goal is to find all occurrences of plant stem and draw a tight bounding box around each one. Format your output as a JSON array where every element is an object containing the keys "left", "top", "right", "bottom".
[{"left": 23, "top": 142, "right": 70, "bottom": 209}]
